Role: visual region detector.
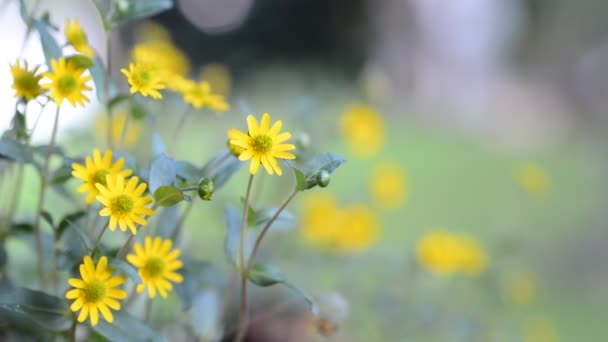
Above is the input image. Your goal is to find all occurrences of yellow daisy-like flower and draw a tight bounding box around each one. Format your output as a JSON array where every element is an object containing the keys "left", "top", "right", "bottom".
[
  {"left": 127, "top": 236, "right": 184, "bottom": 298},
  {"left": 72, "top": 149, "right": 133, "bottom": 204},
  {"left": 181, "top": 81, "right": 229, "bottom": 113},
  {"left": 369, "top": 161, "right": 407, "bottom": 209},
  {"left": 229, "top": 113, "right": 296, "bottom": 176},
  {"left": 96, "top": 175, "right": 155, "bottom": 234},
  {"left": 65, "top": 19, "right": 95, "bottom": 57},
  {"left": 42, "top": 57, "right": 92, "bottom": 107},
  {"left": 227, "top": 128, "right": 246, "bottom": 156},
  {"left": 340, "top": 103, "right": 384, "bottom": 158},
  {"left": 10, "top": 60, "right": 44, "bottom": 101},
  {"left": 65, "top": 256, "right": 127, "bottom": 326},
  {"left": 334, "top": 204, "right": 380, "bottom": 253},
  {"left": 301, "top": 192, "right": 342, "bottom": 246},
  {"left": 416, "top": 231, "right": 488, "bottom": 276},
  {"left": 120, "top": 63, "right": 166, "bottom": 99}
]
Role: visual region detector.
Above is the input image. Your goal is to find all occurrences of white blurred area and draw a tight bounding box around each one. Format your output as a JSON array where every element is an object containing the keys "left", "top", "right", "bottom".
[{"left": 0, "top": 0, "right": 104, "bottom": 143}]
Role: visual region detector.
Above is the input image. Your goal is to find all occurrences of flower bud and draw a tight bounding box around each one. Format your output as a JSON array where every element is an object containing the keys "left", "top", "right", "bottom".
[
  {"left": 197, "top": 177, "right": 214, "bottom": 201},
  {"left": 316, "top": 169, "right": 330, "bottom": 188}
]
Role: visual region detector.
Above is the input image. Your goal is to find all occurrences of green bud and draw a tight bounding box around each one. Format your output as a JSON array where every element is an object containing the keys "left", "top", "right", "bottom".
[
  {"left": 316, "top": 169, "right": 330, "bottom": 188},
  {"left": 197, "top": 177, "right": 214, "bottom": 201}
]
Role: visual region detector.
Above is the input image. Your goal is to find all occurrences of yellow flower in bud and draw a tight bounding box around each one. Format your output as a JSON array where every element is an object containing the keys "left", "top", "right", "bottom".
[{"left": 65, "top": 19, "right": 95, "bottom": 57}]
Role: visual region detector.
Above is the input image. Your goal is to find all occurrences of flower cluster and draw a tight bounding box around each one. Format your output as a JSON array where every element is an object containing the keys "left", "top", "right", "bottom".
[{"left": 416, "top": 230, "right": 488, "bottom": 276}]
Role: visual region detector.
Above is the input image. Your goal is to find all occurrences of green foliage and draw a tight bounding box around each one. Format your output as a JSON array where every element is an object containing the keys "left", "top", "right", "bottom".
[
  {"left": 0, "top": 286, "right": 71, "bottom": 331},
  {"left": 92, "top": 310, "right": 161, "bottom": 342},
  {"left": 292, "top": 152, "right": 345, "bottom": 190},
  {"left": 108, "top": 258, "right": 141, "bottom": 283},
  {"left": 34, "top": 18, "right": 61, "bottom": 68},
  {"left": 148, "top": 153, "right": 176, "bottom": 193},
  {"left": 0, "top": 136, "right": 34, "bottom": 164},
  {"left": 223, "top": 206, "right": 252, "bottom": 267},
  {"left": 89, "top": 55, "right": 110, "bottom": 102},
  {"left": 153, "top": 186, "right": 184, "bottom": 207},
  {"left": 110, "top": 0, "right": 174, "bottom": 26}
]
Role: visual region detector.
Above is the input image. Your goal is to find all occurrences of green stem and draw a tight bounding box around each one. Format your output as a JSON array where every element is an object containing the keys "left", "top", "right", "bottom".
[
  {"left": 69, "top": 316, "right": 77, "bottom": 342},
  {"left": 245, "top": 188, "right": 298, "bottom": 272},
  {"left": 91, "top": 220, "right": 110, "bottom": 252},
  {"left": 235, "top": 174, "right": 255, "bottom": 342},
  {"left": 179, "top": 186, "right": 198, "bottom": 192},
  {"left": 170, "top": 107, "right": 192, "bottom": 155},
  {"left": 32, "top": 106, "right": 60, "bottom": 289},
  {"left": 115, "top": 233, "right": 135, "bottom": 260}
]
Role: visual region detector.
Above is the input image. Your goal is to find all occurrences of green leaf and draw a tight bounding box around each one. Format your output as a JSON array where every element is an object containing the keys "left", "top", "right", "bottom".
[
  {"left": 223, "top": 206, "right": 252, "bottom": 267},
  {"left": 0, "top": 136, "right": 34, "bottom": 163},
  {"left": 92, "top": 310, "right": 161, "bottom": 342},
  {"left": 89, "top": 55, "right": 109, "bottom": 102},
  {"left": 40, "top": 210, "right": 53, "bottom": 228},
  {"left": 50, "top": 165, "right": 72, "bottom": 184},
  {"left": 0, "top": 286, "right": 71, "bottom": 331},
  {"left": 248, "top": 263, "right": 319, "bottom": 316},
  {"left": 11, "top": 222, "right": 33, "bottom": 234},
  {"left": 290, "top": 153, "right": 345, "bottom": 190},
  {"left": 55, "top": 210, "right": 87, "bottom": 241},
  {"left": 18, "top": 0, "right": 29, "bottom": 24},
  {"left": 9, "top": 110, "right": 28, "bottom": 140},
  {"left": 192, "top": 290, "right": 222, "bottom": 340},
  {"left": 34, "top": 19, "right": 61, "bottom": 69},
  {"left": 153, "top": 186, "right": 184, "bottom": 207},
  {"left": 110, "top": 0, "right": 174, "bottom": 26},
  {"left": 108, "top": 94, "right": 131, "bottom": 110},
  {"left": 173, "top": 259, "right": 224, "bottom": 311},
  {"left": 199, "top": 150, "right": 241, "bottom": 190},
  {"left": 254, "top": 208, "right": 295, "bottom": 231},
  {"left": 152, "top": 133, "right": 166, "bottom": 157},
  {"left": 175, "top": 160, "right": 200, "bottom": 183},
  {"left": 155, "top": 205, "right": 179, "bottom": 239},
  {"left": 148, "top": 153, "right": 176, "bottom": 193},
  {"left": 108, "top": 258, "right": 141, "bottom": 283},
  {"left": 65, "top": 54, "right": 94, "bottom": 68}
]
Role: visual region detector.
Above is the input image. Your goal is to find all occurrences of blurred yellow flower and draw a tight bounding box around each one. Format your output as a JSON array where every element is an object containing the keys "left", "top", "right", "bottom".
[
  {"left": 65, "top": 256, "right": 126, "bottom": 326},
  {"left": 121, "top": 63, "right": 165, "bottom": 99},
  {"left": 10, "top": 60, "right": 44, "bottom": 101},
  {"left": 515, "top": 163, "right": 551, "bottom": 197},
  {"left": 127, "top": 236, "right": 184, "bottom": 299},
  {"left": 522, "top": 317, "right": 559, "bottom": 342},
  {"left": 42, "top": 57, "right": 92, "bottom": 107},
  {"left": 227, "top": 128, "right": 246, "bottom": 156},
  {"left": 96, "top": 175, "right": 155, "bottom": 235},
  {"left": 95, "top": 112, "right": 142, "bottom": 147},
  {"left": 72, "top": 149, "right": 133, "bottom": 204},
  {"left": 301, "top": 193, "right": 380, "bottom": 253},
  {"left": 370, "top": 161, "right": 407, "bottom": 209},
  {"left": 502, "top": 269, "right": 539, "bottom": 306},
  {"left": 340, "top": 103, "right": 384, "bottom": 158},
  {"left": 65, "top": 19, "right": 95, "bottom": 57},
  {"left": 229, "top": 113, "right": 296, "bottom": 176},
  {"left": 200, "top": 63, "right": 232, "bottom": 95},
  {"left": 181, "top": 81, "right": 229, "bottom": 113},
  {"left": 416, "top": 230, "right": 487, "bottom": 276},
  {"left": 334, "top": 205, "right": 379, "bottom": 252}
]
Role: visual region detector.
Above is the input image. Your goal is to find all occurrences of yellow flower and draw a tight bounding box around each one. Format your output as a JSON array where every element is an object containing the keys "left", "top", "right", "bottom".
[
  {"left": 127, "top": 236, "right": 184, "bottom": 298},
  {"left": 65, "top": 19, "right": 95, "bottom": 57},
  {"left": 229, "top": 113, "right": 296, "bottom": 176},
  {"left": 301, "top": 193, "right": 379, "bottom": 253},
  {"left": 369, "top": 161, "right": 407, "bottom": 209},
  {"left": 416, "top": 231, "right": 487, "bottom": 276},
  {"left": 200, "top": 63, "right": 232, "bottom": 95},
  {"left": 181, "top": 81, "right": 229, "bottom": 112},
  {"left": 42, "top": 57, "right": 92, "bottom": 107},
  {"left": 120, "top": 63, "right": 165, "bottom": 99},
  {"left": 334, "top": 204, "right": 379, "bottom": 252},
  {"left": 522, "top": 317, "right": 559, "bottom": 342},
  {"left": 340, "top": 103, "right": 384, "bottom": 158},
  {"left": 96, "top": 175, "right": 155, "bottom": 234},
  {"left": 65, "top": 256, "right": 127, "bottom": 326},
  {"left": 95, "top": 112, "right": 142, "bottom": 147},
  {"left": 10, "top": 60, "right": 44, "bottom": 101},
  {"left": 72, "top": 149, "right": 133, "bottom": 204},
  {"left": 515, "top": 163, "right": 551, "bottom": 197},
  {"left": 301, "top": 193, "right": 341, "bottom": 246},
  {"left": 227, "top": 128, "right": 246, "bottom": 156},
  {"left": 502, "top": 269, "right": 539, "bottom": 306}
]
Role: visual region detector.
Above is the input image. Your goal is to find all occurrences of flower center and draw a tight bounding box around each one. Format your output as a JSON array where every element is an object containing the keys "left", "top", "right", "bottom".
[
  {"left": 110, "top": 194, "right": 134, "bottom": 216},
  {"left": 92, "top": 169, "right": 109, "bottom": 186},
  {"left": 84, "top": 279, "right": 106, "bottom": 303},
  {"left": 17, "top": 73, "right": 39, "bottom": 91},
  {"left": 136, "top": 71, "right": 151, "bottom": 86},
  {"left": 58, "top": 75, "right": 77, "bottom": 94},
  {"left": 69, "top": 32, "right": 87, "bottom": 46},
  {"left": 252, "top": 134, "right": 272, "bottom": 153},
  {"left": 143, "top": 257, "right": 165, "bottom": 278}
]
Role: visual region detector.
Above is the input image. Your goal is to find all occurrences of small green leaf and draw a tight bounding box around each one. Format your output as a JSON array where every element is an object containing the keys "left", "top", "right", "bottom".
[
  {"left": 0, "top": 136, "right": 34, "bottom": 163},
  {"left": 50, "top": 165, "right": 72, "bottom": 184},
  {"left": 110, "top": 0, "right": 174, "bottom": 26},
  {"left": 108, "top": 94, "right": 130, "bottom": 110},
  {"left": 248, "top": 263, "right": 319, "bottom": 315},
  {"left": 88, "top": 55, "right": 109, "bottom": 102},
  {"left": 254, "top": 208, "right": 295, "bottom": 230},
  {"left": 294, "top": 168, "right": 307, "bottom": 191},
  {"left": 148, "top": 153, "right": 176, "bottom": 193},
  {"left": 0, "top": 286, "right": 71, "bottom": 331},
  {"left": 65, "top": 54, "right": 94, "bottom": 68},
  {"left": 290, "top": 153, "right": 345, "bottom": 190},
  {"left": 40, "top": 210, "right": 53, "bottom": 228},
  {"left": 223, "top": 206, "right": 252, "bottom": 267},
  {"left": 55, "top": 210, "right": 87, "bottom": 241},
  {"left": 108, "top": 258, "right": 141, "bottom": 283},
  {"left": 175, "top": 160, "right": 200, "bottom": 183},
  {"left": 92, "top": 310, "right": 161, "bottom": 342},
  {"left": 11, "top": 222, "right": 34, "bottom": 234},
  {"left": 34, "top": 19, "right": 61, "bottom": 69},
  {"left": 153, "top": 186, "right": 184, "bottom": 207}
]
